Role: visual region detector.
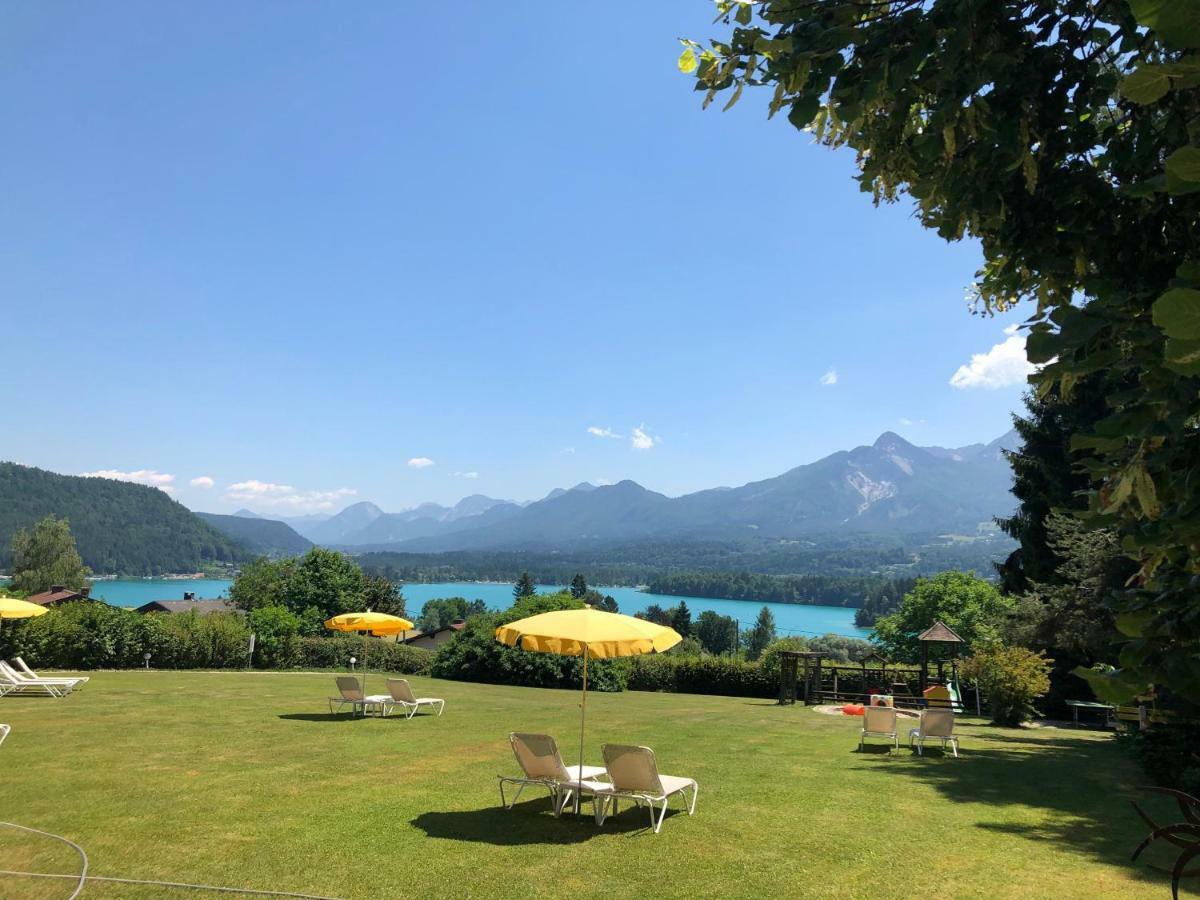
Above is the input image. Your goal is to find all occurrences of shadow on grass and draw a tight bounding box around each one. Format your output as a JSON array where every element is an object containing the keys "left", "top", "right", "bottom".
[
  {"left": 277, "top": 711, "right": 443, "bottom": 723},
  {"left": 412, "top": 796, "right": 684, "bottom": 845},
  {"left": 862, "top": 736, "right": 1162, "bottom": 887},
  {"left": 277, "top": 713, "right": 356, "bottom": 722}
]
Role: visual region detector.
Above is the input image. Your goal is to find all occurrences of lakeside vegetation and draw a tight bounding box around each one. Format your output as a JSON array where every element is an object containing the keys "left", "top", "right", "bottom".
[{"left": 357, "top": 533, "right": 1010, "bottom": 586}]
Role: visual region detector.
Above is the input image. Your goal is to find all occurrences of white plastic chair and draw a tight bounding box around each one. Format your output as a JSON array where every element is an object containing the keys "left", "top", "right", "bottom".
[
  {"left": 498, "top": 732, "right": 606, "bottom": 817},
  {"left": 589, "top": 743, "right": 699, "bottom": 834},
  {"left": 860, "top": 705, "right": 899, "bottom": 751},
  {"left": 909, "top": 708, "right": 960, "bottom": 757},
  {"left": 384, "top": 678, "right": 444, "bottom": 719}
]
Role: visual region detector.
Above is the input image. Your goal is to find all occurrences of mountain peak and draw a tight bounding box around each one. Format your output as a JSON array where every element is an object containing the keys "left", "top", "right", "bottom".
[{"left": 873, "top": 430, "right": 910, "bottom": 448}]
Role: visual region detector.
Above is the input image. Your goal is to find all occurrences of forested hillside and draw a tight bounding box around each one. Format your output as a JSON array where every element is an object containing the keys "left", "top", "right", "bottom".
[
  {"left": 0, "top": 463, "right": 250, "bottom": 574},
  {"left": 196, "top": 513, "right": 311, "bottom": 557}
]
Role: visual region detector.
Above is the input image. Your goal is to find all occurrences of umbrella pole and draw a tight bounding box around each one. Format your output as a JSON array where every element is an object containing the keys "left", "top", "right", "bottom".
[{"left": 576, "top": 645, "right": 588, "bottom": 816}]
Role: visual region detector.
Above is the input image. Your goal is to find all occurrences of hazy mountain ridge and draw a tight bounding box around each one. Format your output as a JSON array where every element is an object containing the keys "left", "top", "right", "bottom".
[
  {"left": 195, "top": 512, "right": 312, "bottom": 557},
  {"left": 349, "top": 430, "right": 1019, "bottom": 553}
]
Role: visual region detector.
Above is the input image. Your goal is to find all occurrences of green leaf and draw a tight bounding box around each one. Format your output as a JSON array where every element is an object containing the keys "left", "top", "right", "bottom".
[
  {"left": 1025, "top": 327, "right": 1057, "bottom": 364},
  {"left": 1132, "top": 466, "right": 1160, "bottom": 518},
  {"left": 1116, "top": 610, "right": 1155, "bottom": 638},
  {"left": 1164, "top": 337, "right": 1200, "bottom": 374},
  {"left": 1165, "top": 145, "right": 1200, "bottom": 183},
  {"left": 1120, "top": 66, "right": 1172, "bottom": 104},
  {"left": 1157, "top": 1, "right": 1200, "bottom": 49},
  {"left": 734, "top": 1, "right": 752, "bottom": 26},
  {"left": 1071, "top": 664, "right": 1147, "bottom": 706},
  {"left": 678, "top": 48, "right": 698, "bottom": 74},
  {"left": 722, "top": 79, "right": 744, "bottom": 112},
  {"left": 1152, "top": 287, "right": 1200, "bottom": 338}
]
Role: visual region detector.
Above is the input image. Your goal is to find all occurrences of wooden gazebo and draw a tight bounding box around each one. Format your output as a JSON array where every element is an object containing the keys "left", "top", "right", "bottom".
[{"left": 916, "top": 620, "right": 965, "bottom": 692}]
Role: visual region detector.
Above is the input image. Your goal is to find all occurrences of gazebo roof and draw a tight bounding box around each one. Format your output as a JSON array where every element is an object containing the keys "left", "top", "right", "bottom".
[{"left": 917, "top": 620, "right": 965, "bottom": 643}]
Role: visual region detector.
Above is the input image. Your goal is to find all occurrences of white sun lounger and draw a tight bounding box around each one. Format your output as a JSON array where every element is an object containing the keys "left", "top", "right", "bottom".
[
  {"left": 383, "top": 678, "right": 444, "bottom": 719},
  {"left": 0, "top": 724, "right": 9, "bottom": 747},
  {"left": 499, "top": 732, "right": 607, "bottom": 817},
  {"left": 860, "top": 705, "right": 899, "bottom": 751},
  {"left": 13, "top": 657, "right": 89, "bottom": 685},
  {"left": 582, "top": 744, "right": 698, "bottom": 834},
  {"left": 908, "top": 707, "right": 960, "bottom": 757},
  {"left": 0, "top": 662, "right": 71, "bottom": 698},
  {"left": 328, "top": 676, "right": 387, "bottom": 717}
]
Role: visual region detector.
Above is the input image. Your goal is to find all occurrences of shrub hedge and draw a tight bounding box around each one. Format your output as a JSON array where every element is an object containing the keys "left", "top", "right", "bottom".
[
  {"left": 0, "top": 601, "right": 432, "bottom": 674},
  {"left": 625, "top": 654, "right": 775, "bottom": 698}
]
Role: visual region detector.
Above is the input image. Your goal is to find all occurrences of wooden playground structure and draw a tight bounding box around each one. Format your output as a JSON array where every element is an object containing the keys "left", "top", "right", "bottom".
[{"left": 777, "top": 621, "right": 972, "bottom": 711}]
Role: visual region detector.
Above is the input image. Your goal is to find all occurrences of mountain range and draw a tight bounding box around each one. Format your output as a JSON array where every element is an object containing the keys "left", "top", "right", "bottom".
[
  {"left": 235, "top": 430, "right": 1019, "bottom": 553},
  {"left": 0, "top": 429, "right": 1019, "bottom": 576}
]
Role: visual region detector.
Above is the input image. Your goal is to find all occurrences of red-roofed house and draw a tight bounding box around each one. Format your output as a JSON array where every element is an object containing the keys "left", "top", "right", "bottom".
[{"left": 25, "top": 585, "right": 94, "bottom": 607}]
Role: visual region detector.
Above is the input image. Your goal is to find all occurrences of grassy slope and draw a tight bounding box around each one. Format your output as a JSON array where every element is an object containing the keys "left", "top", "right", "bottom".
[{"left": 0, "top": 671, "right": 1186, "bottom": 899}]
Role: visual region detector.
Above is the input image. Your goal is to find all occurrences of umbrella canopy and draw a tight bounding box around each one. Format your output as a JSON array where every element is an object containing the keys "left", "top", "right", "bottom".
[
  {"left": 496, "top": 607, "right": 681, "bottom": 812},
  {"left": 495, "top": 608, "right": 681, "bottom": 658},
  {"left": 0, "top": 596, "right": 48, "bottom": 636},
  {"left": 324, "top": 611, "right": 414, "bottom": 636},
  {"left": 0, "top": 597, "right": 50, "bottom": 620},
  {"left": 324, "top": 612, "right": 415, "bottom": 701}
]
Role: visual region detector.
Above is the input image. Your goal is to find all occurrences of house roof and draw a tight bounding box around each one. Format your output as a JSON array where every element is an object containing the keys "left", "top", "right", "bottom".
[
  {"left": 26, "top": 588, "right": 87, "bottom": 606},
  {"left": 136, "top": 599, "right": 238, "bottom": 615},
  {"left": 917, "top": 620, "right": 966, "bottom": 643},
  {"left": 402, "top": 621, "right": 465, "bottom": 643}
]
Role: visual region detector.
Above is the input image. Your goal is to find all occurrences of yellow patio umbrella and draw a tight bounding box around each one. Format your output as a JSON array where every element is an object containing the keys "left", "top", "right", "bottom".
[
  {"left": 495, "top": 607, "right": 681, "bottom": 811},
  {"left": 324, "top": 611, "right": 414, "bottom": 697},
  {"left": 0, "top": 596, "right": 48, "bottom": 635}
]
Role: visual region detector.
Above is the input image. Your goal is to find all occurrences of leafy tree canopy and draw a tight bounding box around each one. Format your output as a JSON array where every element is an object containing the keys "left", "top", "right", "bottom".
[
  {"left": 687, "top": 0, "right": 1200, "bottom": 702},
  {"left": 872, "top": 571, "right": 1014, "bottom": 661},
  {"left": 10, "top": 515, "right": 91, "bottom": 595},
  {"left": 417, "top": 597, "right": 489, "bottom": 632},
  {"left": 744, "top": 606, "right": 777, "bottom": 661},
  {"left": 228, "top": 548, "right": 394, "bottom": 621}
]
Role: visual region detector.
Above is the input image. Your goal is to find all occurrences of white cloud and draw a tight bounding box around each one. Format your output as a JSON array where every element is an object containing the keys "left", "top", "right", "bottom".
[
  {"left": 949, "top": 332, "right": 1035, "bottom": 390},
  {"left": 81, "top": 469, "right": 176, "bottom": 493},
  {"left": 899, "top": 417, "right": 914, "bottom": 427},
  {"left": 407, "top": 457, "right": 435, "bottom": 469},
  {"left": 630, "top": 424, "right": 658, "bottom": 451},
  {"left": 819, "top": 368, "right": 838, "bottom": 386},
  {"left": 223, "top": 481, "right": 356, "bottom": 512},
  {"left": 594, "top": 478, "right": 613, "bottom": 486},
  {"left": 561, "top": 447, "right": 576, "bottom": 455},
  {"left": 587, "top": 426, "right": 622, "bottom": 439},
  {"left": 190, "top": 476, "right": 215, "bottom": 489},
  {"left": 457, "top": 471, "right": 479, "bottom": 479}
]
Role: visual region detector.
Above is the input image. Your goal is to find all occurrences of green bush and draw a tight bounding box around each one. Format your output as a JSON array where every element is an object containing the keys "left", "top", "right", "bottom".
[
  {"left": 297, "top": 636, "right": 432, "bottom": 675},
  {"left": 1116, "top": 724, "right": 1200, "bottom": 795},
  {"left": 431, "top": 592, "right": 626, "bottom": 692},
  {"left": 626, "top": 654, "right": 774, "bottom": 699},
  {"left": 960, "top": 645, "right": 1053, "bottom": 726},
  {"left": 248, "top": 605, "right": 302, "bottom": 669},
  {"left": 6, "top": 602, "right": 252, "bottom": 670},
  {"left": 154, "top": 611, "right": 251, "bottom": 668}
]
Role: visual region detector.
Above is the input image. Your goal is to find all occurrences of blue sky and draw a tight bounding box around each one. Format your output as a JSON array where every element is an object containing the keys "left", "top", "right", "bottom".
[{"left": 1, "top": 2, "right": 1032, "bottom": 515}]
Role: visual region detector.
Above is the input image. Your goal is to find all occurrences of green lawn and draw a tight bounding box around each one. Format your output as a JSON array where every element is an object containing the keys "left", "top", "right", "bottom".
[{"left": 0, "top": 670, "right": 1187, "bottom": 899}]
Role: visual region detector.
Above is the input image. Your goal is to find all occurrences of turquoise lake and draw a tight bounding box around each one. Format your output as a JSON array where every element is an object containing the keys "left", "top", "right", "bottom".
[{"left": 91, "top": 579, "right": 869, "bottom": 638}]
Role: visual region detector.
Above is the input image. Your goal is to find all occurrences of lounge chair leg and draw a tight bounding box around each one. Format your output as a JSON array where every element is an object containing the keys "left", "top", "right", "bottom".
[
  {"left": 654, "top": 800, "right": 669, "bottom": 834},
  {"left": 688, "top": 784, "right": 699, "bottom": 815}
]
